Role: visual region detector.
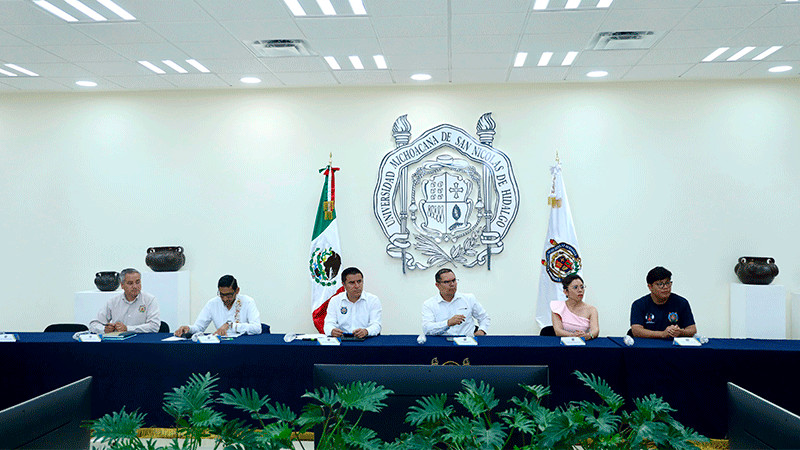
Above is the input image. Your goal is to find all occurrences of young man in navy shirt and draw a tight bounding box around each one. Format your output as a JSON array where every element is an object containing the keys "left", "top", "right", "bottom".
[{"left": 630, "top": 266, "right": 697, "bottom": 338}]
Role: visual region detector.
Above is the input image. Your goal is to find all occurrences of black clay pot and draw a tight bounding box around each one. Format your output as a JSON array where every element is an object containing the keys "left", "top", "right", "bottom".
[
  {"left": 94, "top": 271, "right": 120, "bottom": 291},
  {"left": 145, "top": 246, "right": 186, "bottom": 272},
  {"left": 734, "top": 256, "right": 779, "bottom": 285}
]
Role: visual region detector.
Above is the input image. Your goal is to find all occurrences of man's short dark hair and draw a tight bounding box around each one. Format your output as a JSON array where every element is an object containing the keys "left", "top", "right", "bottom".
[
  {"left": 647, "top": 266, "right": 672, "bottom": 285},
  {"left": 341, "top": 267, "right": 362, "bottom": 283},
  {"left": 118, "top": 268, "right": 140, "bottom": 283},
  {"left": 561, "top": 273, "right": 583, "bottom": 290},
  {"left": 435, "top": 268, "right": 454, "bottom": 283},
  {"left": 218, "top": 275, "right": 238, "bottom": 290}
]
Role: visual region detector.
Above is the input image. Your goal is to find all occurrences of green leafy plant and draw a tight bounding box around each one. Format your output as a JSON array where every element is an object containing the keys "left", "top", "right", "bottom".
[{"left": 87, "top": 371, "right": 708, "bottom": 450}]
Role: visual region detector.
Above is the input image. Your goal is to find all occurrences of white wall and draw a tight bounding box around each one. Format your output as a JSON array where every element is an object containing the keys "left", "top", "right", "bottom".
[{"left": 1, "top": 79, "right": 798, "bottom": 337}]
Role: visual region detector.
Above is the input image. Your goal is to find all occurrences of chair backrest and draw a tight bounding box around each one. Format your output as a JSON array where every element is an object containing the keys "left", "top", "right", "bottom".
[
  {"left": 626, "top": 328, "right": 634, "bottom": 337},
  {"left": 159, "top": 321, "right": 170, "bottom": 333},
  {"left": 539, "top": 326, "right": 556, "bottom": 336},
  {"left": 44, "top": 323, "right": 88, "bottom": 333},
  {"left": 261, "top": 323, "right": 270, "bottom": 334}
]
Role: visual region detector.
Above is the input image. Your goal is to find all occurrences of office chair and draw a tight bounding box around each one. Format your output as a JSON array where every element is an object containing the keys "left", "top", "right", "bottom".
[
  {"left": 539, "top": 326, "right": 556, "bottom": 336},
  {"left": 159, "top": 321, "right": 170, "bottom": 333},
  {"left": 44, "top": 323, "right": 88, "bottom": 333}
]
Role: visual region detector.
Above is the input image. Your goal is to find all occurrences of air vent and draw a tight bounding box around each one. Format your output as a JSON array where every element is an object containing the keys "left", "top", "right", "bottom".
[
  {"left": 590, "top": 31, "right": 657, "bottom": 50},
  {"left": 249, "top": 39, "right": 314, "bottom": 57}
]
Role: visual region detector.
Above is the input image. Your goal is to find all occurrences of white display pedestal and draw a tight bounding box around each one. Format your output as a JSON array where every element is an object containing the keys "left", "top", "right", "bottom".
[
  {"left": 730, "top": 283, "right": 786, "bottom": 339},
  {"left": 75, "top": 271, "right": 191, "bottom": 331},
  {"left": 791, "top": 291, "right": 800, "bottom": 339}
]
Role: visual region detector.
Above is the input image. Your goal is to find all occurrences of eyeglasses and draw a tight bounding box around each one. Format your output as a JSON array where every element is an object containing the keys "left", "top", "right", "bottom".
[
  {"left": 653, "top": 281, "right": 673, "bottom": 288},
  {"left": 438, "top": 279, "right": 457, "bottom": 285},
  {"left": 218, "top": 291, "right": 236, "bottom": 298}
]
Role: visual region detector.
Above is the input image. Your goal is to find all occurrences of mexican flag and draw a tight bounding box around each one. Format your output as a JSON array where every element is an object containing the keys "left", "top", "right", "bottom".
[
  {"left": 536, "top": 162, "right": 582, "bottom": 329},
  {"left": 310, "top": 164, "right": 344, "bottom": 333}
]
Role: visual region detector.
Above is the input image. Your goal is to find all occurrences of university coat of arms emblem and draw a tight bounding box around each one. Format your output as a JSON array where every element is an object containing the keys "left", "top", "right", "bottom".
[{"left": 373, "top": 113, "right": 520, "bottom": 272}]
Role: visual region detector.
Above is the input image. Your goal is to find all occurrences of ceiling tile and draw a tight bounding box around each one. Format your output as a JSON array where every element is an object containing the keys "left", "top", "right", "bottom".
[
  {"left": 676, "top": 6, "right": 775, "bottom": 30},
  {"left": 0, "top": 0, "right": 64, "bottom": 25},
  {"left": 219, "top": 19, "right": 304, "bottom": 41},
  {"left": 310, "top": 37, "right": 382, "bottom": 55},
  {"left": 452, "top": 13, "right": 527, "bottom": 36},
  {"left": 573, "top": 49, "right": 648, "bottom": 66},
  {"left": 451, "top": 0, "right": 530, "bottom": 14},
  {"left": 726, "top": 27, "right": 800, "bottom": 47},
  {"left": 296, "top": 17, "right": 375, "bottom": 39},
  {"left": 739, "top": 60, "right": 799, "bottom": 78},
  {"left": 215, "top": 72, "right": 282, "bottom": 86},
  {"left": 451, "top": 52, "right": 513, "bottom": 70},
  {"left": 259, "top": 56, "right": 329, "bottom": 72},
  {"left": 680, "top": 60, "right": 758, "bottom": 78},
  {"left": 273, "top": 70, "right": 339, "bottom": 86},
  {"left": 451, "top": 68, "right": 509, "bottom": 84},
  {"left": 193, "top": 0, "right": 290, "bottom": 21},
  {"left": 749, "top": 4, "right": 800, "bottom": 28},
  {"left": 2, "top": 24, "right": 98, "bottom": 45},
  {"left": 392, "top": 69, "right": 449, "bottom": 84},
  {"left": 17, "top": 61, "right": 98, "bottom": 77},
  {"left": 383, "top": 53, "right": 447, "bottom": 70},
  {"left": 106, "top": 42, "right": 188, "bottom": 60},
  {"left": 160, "top": 73, "right": 229, "bottom": 88},
  {"left": 363, "top": 0, "right": 447, "bottom": 17},
  {"left": 75, "top": 22, "right": 167, "bottom": 45},
  {"left": 622, "top": 63, "right": 693, "bottom": 80},
  {"left": 75, "top": 60, "right": 151, "bottom": 76},
  {"left": 519, "top": 32, "right": 596, "bottom": 51},
  {"left": 173, "top": 40, "right": 254, "bottom": 59},
  {"left": 372, "top": 16, "right": 446, "bottom": 38},
  {"left": 0, "top": 76, "right": 71, "bottom": 90},
  {"left": 526, "top": 10, "right": 607, "bottom": 35},
  {"left": 600, "top": 7, "right": 690, "bottom": 31},
  {"left": 508, "top": 66, "right": 569, "bottom": 82},
  {"left": 103, "top": 75, "right": 177, "bottom": 89},
  {"left": 379, "top": 36, "right": 448, "bottom": 55},
  {"left": 654, "top": 28, "right": 740, "bottom": 49},
  {"left": 638, "top": 47, "right": 720, "bottom": 65},
  {"left": 564, "top": 66, "right": 622, "bottom": 81},
  {"left": 145, "top": 22, "right": 233, "bottom": 43},
  {"left": 334, "top": 70, "right": 393, "bottom": 85},
  {"left": 452, "top": 35, "right": 519, "bottom": 54},
  {"left": 121, "top": 0, "right": 213, "bottom": 22},
  {"left": 611, "top": 0, "right": 702, "bottom": 9},
  {"left": 0, "top": 45, "right": 63, "bottom": 63},
  {"left": 0, "top": 28, "right": 29, "bottom": 46},
  {"left": 198, "top": 58, "right": 269, "bottom": 74},
  {"left": 40, "top": 44, "right": 125, "bottom": 62}
]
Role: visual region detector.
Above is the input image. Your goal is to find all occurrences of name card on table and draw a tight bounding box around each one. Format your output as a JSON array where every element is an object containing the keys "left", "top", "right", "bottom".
[
  {"left": 195, "top": 334, "right": 220, "bottom": 344},
  {"left": 673, "top": 337, "right": 702, "bottom": 347},
  {"left": 453, "top": 336, "right": 478, "bottom": 346},
  {"left": 0, "top": 333, "right": 18, "bottom": 342},
  {"left": 317, "top": 336, "right": 341, "bottom": 346},
  {"left": 560, "top": 337, "right": 586, "bottom": 346},
  {"left": 77, "top": 334, "right": 101, "bottom": 342}
]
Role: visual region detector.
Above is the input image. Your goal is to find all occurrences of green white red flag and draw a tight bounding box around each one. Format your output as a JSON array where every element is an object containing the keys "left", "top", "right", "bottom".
[{"left": 310, "top": 164, "right": 344, "bottom": 332}]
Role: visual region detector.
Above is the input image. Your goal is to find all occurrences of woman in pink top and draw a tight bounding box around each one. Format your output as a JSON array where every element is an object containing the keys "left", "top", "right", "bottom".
[{"left": 550, "top": 274, "right": 600, "bottom": 340}]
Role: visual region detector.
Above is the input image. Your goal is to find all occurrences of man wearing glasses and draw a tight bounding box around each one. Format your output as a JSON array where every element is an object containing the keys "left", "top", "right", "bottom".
[
  {"left": 422, "top": 268, "right": 490, "bottom": 336},
  {"left": 175, "top": 275, "right": 262, "bottom": 337},
  {"left": 630, "top": 266, "right": 697, "bottom": 338}
]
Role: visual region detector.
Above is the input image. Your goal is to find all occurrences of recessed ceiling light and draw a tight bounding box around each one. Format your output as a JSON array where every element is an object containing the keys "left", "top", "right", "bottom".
[
  {"left": 349, "top": 55, "right": 364, "bottom": 70},
  {"left": 240, "top": 77, "right": 261, "bottom": 84},
  {"left": 768, "top": 65, "right": 792, "bottom": 73},
  {"left": 75, "top": 80, "right": 97, "bottom": 87},
  {"left": 702, "top": 47, "right": 729, "bottom": 62},
  {"left": 324, "top": 56, "right": 341, "bottom": 70},
  {"left": 283, "top": 0, "right": 306, "bottom": 16},
  {"left": 514, "top": 52, "right": 528, "bottom": 67},
  {"left": 64, "top": 0, "right": 106, "bottom": 21},
  {"left": 565, "top": 0, "right": 581, "bottom": 9},
  {"left": 186, "top": 59, "right": 210, "bottom": 73},
  {"left": 586, "top": 70, "right": 608, "bottom": 78},
  {"left": 348, "top": 0, "right": 366, "bottom": 14},
  {"left": 162, "top": 60, "right": 188, "bottom": 74},
  {"left": 96, "top": 0, "right": 135, "bottom": 20},
  {"left": 138, "top": 61, "right": 165, "bottom": 74},
  {"left": 727, "top": 46, "right": 755, "bottom": 61},
  {"left": 373, "top": 55, "right": 387, "bottom": 69},
  {"left": 752, "top": 46, "right": 782, "bottom": 61},
  {"left": 562, "top": 51, "right": 578, "bottom": 66},
  {"left": 537, "top": 52, "right": 552, "bottom": 67},
  {"left": 411, "top": 73, "right": 432, "bottom": 81},
  {"left": 33, "top": 0, "right": 78, "bottom": 22},
  {"left": 5, "top": 64, "right": 38, "bottom": 76},
  {"left": 0, "top": 68, "right": 17, "bottom": 77},
  {"left": 317, "top": 0, "right": 336, "bottom": 15},
  {"left": 533, "top": 0, "right": 549, "bottom": 9}
]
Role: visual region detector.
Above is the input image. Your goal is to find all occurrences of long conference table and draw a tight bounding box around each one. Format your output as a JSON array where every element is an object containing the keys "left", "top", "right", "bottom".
[{"left": 2, "top": 332, "right": 800, "bottom": 439}]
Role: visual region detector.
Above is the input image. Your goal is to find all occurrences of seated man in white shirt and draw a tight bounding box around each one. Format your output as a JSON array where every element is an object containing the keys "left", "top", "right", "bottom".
[
  {"left": 422, "top": 268, "right": 490, "bottom": 336},
  {"left": 324, "top": 267, "right": 382, "bottom": 339},
  {"left": 89, "top": 268, "right": 160, "bottom": 334},
  {"left": 174, "top": 275, "right": 262, "bottom": 337}
]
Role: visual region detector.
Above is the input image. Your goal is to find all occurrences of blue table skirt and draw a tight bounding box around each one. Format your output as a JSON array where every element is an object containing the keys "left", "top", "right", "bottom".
[{"left": 3, "top": 333, "right": 799, "bottom": 438}]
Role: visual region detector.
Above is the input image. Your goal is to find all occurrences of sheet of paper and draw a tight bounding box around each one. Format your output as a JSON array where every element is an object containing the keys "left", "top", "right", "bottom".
[
  {"left": 673, "top": 337, "right": 702, "bottom": 347},
  {"left": 560, "top": 336, "right": 586, "bottom": 346},
  {"left": 453, "top": 336, "right": 478, "bottom": 346},
  {"left": 297, "top": 333, "right": 326, "bottom": 340},
  {"left": 317, "top": 336, "right": 341, "bottom": 346},
  {"left": 0, "top": 333, "right": 18, "bottom": 342},
  {"left": 161, "top": 335, "right": 187, "bottom": 342}
]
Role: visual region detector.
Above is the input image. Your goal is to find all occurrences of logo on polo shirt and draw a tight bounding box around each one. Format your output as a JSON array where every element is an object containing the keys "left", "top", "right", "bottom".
[
  {"left": 668, "top": 312, "right": 679, "bottom": 323},
  {"left": 341, "top": 306, "right": 348, "bottom": 315},
  {"left": 645, "top": 313, "right": 655, "bottom": 324},
  {"left": 139, "top": 305, "right": 146, "bottom": 313}
]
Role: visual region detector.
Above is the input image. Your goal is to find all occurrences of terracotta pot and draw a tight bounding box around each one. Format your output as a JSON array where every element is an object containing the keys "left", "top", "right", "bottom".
[
  {"left": 734, "top": 256, "right": 779, "bottom": 285},
  {"left": 94, "top": 271, "right": 120, "bottom": 291},
  {"left": 145, "top": 246, "right": 186, "bottom": 272}
]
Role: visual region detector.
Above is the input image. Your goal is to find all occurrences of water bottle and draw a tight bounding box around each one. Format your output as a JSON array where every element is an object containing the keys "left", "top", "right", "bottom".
[
  {"left": 283, "top": 333, "right": 297, "bottom": 343},
  {"left": 416, "top": 334, "right": 427, "bottom": 345},
  {"left": 623, "top": 335, "right": 634, "bottom": 346}
]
